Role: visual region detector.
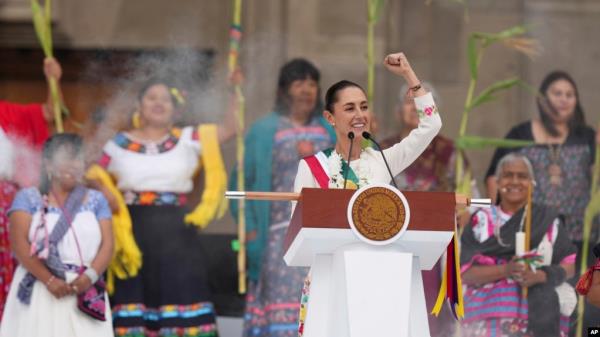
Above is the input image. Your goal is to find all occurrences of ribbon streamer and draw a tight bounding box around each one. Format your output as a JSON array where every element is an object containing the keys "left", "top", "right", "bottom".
[{"left": 228, "top": 0, "right": 247, "bottom": 294}]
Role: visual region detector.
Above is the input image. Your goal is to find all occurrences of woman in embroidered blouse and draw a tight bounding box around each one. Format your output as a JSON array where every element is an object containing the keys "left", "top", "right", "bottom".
[
  {"left": 292, "top": 52, "right": 440, "bottom": 337},
  {"left": 484, "top": 71, "right": 599, "bottom": 331},
  {"left": 235, "top": 59, "right": 335, "bottom": 337},
  {"left": 95, "top": 78, "right": 236, "bottom": 337},
  {"left": 0, "top": 133, "right": 114, "bottom": 337},
  {"left": 293, "top": 52, "right": 441, "bottom": 191},
  {"left": 461, "top": 153, "right": 577, "bottom": 337}
]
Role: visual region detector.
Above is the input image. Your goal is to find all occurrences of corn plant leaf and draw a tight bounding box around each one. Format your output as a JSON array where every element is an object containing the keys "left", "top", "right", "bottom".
[
  {"left": 467, "top": 35, "right": 478, "bottom": 81},
  {"left": 456, "top": 135, "right": 535, "bottom": 150},
  {"left": 472, "top": 25, "right": 528, "bottom": 47},
  {"left": 495, "top": 25, "right": 528, "bottom": 41},
  {"left": 469, "top": 77, "right": 521, "bottom": 111}
]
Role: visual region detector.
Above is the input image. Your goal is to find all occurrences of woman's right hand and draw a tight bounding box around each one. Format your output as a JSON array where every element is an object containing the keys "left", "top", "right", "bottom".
[
  {"left": 505, "top": 256, "right": 525, "bottom": 280},
  {"left": 43, "top": 57, "right": 62, "bottom": 81},
  {"left": 46, "top": 277, "right": 74, "bottom": 299}
]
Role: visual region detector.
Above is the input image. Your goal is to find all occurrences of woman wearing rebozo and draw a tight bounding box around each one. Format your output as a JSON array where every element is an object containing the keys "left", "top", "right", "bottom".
[
  {"left": 293, "top": 52, "right": 442, "bottom": 335},
  {"left": 0, "top": 133, "right": 114, "bottom": 337},
  {"left": 461, "top": 153, "right": 577, "bottom": 337}
]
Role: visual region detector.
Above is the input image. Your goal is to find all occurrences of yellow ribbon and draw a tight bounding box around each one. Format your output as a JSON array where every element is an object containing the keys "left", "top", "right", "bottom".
[
  {"left": 184, "top": 124, "right": 228, "bottom": 228},
  {"left": 85, "top": 164, "right": 142, "bottom": 294}
]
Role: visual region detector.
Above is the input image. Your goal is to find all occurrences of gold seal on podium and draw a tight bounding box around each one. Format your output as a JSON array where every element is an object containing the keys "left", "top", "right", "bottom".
[{"left": 347, "top": 184, "right": 410, "bottom": 245}]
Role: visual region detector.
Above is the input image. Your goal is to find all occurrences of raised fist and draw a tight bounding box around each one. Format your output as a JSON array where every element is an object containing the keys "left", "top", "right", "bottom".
[{"left": 383, "top": 52, "right": 413, "bottom": 77}]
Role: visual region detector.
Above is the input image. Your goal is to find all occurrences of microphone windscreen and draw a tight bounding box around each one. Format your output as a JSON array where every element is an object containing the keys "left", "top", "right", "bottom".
[
  {"left": 362, "top": 131, "right": 371, "bottom": 139},
  {"left": 347, "top": 131, "right": 355, "bottom": 140}
]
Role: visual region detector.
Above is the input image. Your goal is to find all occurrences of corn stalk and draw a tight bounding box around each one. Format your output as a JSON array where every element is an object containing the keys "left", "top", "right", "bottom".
[
  {"left": 455, "top": 25, "right": 539, "bottom": 195},
  {"left": 31, "top": 0, "right": 67, "bottom": 132},
  {"left": 367, "top": 0, "right": 385, "bottom": 108}
]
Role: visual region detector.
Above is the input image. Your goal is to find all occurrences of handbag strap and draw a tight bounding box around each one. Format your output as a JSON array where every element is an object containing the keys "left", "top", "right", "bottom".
[{"left": 51, "top": 190, "right": 86, "bottom": 272}]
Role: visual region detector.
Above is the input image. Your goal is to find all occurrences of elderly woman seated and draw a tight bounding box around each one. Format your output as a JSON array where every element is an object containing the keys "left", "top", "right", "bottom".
[{"left": 460, "top": 153, "right": 577, "bottom": 337}]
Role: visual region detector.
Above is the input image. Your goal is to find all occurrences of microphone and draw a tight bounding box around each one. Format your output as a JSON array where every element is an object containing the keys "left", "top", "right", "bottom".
[
  {"left": 343, "top": 131, "right": 355, "bottom": 189},
  {"left": 362, "top": 131, "right": 398, "bottom": 188}
]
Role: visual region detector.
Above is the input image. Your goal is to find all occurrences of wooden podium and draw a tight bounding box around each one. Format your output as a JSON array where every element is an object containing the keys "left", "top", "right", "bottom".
[{"left": 283, "top": 188, "right": 458, "bottom": 337}]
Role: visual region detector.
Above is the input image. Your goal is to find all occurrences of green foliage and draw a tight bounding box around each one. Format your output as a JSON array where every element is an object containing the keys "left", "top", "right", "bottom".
[{"left": 455, "top": 136, "right": 534, "bottom": 150}]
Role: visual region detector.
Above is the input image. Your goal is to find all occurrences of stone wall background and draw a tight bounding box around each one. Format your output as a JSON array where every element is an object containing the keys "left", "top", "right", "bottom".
[{"left": 0, "top": 0, "right": 598, "bottom": 233}]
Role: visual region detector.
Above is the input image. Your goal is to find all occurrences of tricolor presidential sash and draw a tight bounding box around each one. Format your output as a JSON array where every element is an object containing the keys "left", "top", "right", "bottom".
[{"left": 303, "top": 148, "right": 360, "bottom": 189}]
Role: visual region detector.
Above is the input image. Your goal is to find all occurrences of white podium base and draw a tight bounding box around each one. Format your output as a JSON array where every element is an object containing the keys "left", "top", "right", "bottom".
[{"left": 303, "top": 243, "right": 431, "bottom": 337}]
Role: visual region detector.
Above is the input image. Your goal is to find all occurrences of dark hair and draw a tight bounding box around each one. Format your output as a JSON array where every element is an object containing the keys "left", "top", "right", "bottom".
[
  {"left": 274, "top": 58, "right": 322, "bottom": 117},
  {"left": 137, "top": 77, "right": 179, "bottom": 106},
  {"left": 594, "top": 243, "right": 600, "bottom": 258},
  {"left": 39, "top": 133, "right": 83, "bottom": 194},
  {"left": 324, "top": 80, "right": 365, "bottom": 113},
  {"left": 536, "top": 70, "right": 586, "bottom": 137}
]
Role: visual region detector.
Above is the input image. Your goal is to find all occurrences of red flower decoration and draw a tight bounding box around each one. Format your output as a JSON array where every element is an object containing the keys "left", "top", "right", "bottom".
[{"left": 424, "top": 106, "right": 435, "bottom": 116}]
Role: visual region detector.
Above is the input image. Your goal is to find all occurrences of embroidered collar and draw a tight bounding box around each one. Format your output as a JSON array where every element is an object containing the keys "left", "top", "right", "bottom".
[{"left": 114, "top": 128, "right": 182, "bottom": 154}]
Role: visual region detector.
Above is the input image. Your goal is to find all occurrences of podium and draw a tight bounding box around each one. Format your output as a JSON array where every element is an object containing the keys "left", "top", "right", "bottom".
[{"left": 283, "top": 188, "right": 458, "bottom": 337}]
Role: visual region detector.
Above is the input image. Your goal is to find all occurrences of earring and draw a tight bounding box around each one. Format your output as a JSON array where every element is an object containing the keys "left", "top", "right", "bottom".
[{"left": 132, "top": 112, "right": 141, "bottom": 128}]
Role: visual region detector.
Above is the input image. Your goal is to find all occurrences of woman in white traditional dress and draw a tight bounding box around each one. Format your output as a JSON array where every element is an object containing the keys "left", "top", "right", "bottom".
[
  {"left": 292, "top": 52, "right": 441, "bottom": 336},
  {"left": 0, "top": 133, "right": 114, "bottom": 337},
  {"left": 294, "top": 52, "right": 441, "bottom": 192}
]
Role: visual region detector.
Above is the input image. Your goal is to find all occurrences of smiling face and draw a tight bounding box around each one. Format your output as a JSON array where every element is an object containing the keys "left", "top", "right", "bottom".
[
  {"left": 544, "top": 79, "right": 577, "bottom": 124},
  {"left": 497, "top": 159, "right": 533, "bottom": 207},
  {"left": 139, "top": 83, "right": 175, "bottom": 128},
  {"left": 287, "top": 78, "right": 318, "bottom": 118},
  {"left": 324, "top": 86, "right": 371, "bottom": 140}
]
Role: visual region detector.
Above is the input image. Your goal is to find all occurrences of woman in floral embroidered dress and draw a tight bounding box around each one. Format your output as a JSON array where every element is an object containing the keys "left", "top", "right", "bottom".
[
  {"left": 236, "top": 59, "right": 335, "bottom": 337},
  {"left": 484, "top": 71, "right": 599, "bottom": 332},
  {"left": 461, "top": 153, "right": 577, "bottom": 337},
  {"left": 293, "top": 52, "right": 442, "bottom": 336},
  {"left": 94, "top": 77, "right": 237, "bottom": 337}
]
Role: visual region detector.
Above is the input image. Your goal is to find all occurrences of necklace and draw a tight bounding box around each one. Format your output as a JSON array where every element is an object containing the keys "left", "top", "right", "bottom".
[
  {"left": 328, "top": 149, "right": 371, "bottom": 189},
  {"left": 547, "top": 144, "right": 563, "bottom": 186},
  {"left": 492, "top": 205, "right": 527, "bottom": 248}
]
